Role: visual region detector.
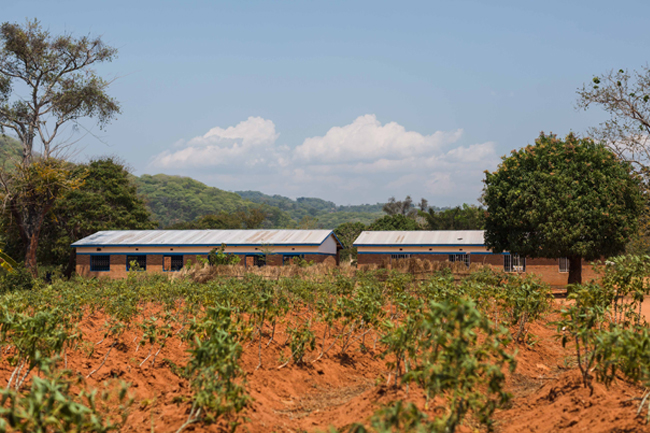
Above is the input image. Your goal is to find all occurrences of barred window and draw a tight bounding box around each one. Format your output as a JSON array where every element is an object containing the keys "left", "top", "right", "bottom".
[
  {"left": 391, "top": 254, "right": 411, "bottom": 260},
  {"left": 90, "top": 255, "right": 110, "bottom": 272},
  {"left": 449, "top": 254, "right": 470, "bottom": 268},
  {"left": 504, "top": 254, "right": 526, "bottom": 273},
  {"left": 253, "top": 255, "right": 266, "bottom": 267},
  {"left": 127, "top": 255, "right": 147, "bottom": 271},
  {"left": 559, "top": 257, "right": 569, "bottom": 273},
  {"left": 164, "top": 255, "right": 184, "bottom": 272}
]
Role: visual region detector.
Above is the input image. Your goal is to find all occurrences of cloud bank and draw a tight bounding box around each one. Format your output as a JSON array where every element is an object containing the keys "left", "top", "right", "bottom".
[{"left": 150, "top": 115, "right": 499, "bottom": 204}]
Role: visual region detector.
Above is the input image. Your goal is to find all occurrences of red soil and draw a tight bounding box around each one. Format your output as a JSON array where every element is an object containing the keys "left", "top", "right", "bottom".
[{"left": 2, "top": 302, "right": 650, "bottom": 433}]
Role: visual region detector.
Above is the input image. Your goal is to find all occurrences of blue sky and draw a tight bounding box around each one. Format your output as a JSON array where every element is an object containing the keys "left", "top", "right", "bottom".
[{"left": 5, "top": 0, "right": 650, "bottom": 205}]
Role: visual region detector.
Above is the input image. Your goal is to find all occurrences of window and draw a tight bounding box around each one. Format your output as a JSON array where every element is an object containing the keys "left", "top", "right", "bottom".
[
  {"left": 504, "top": 254, "right": 526, "bottom": 273},
  {"left": 283, "top": 254, "right": 304, "bottom": 265},
  {"left": 449, "top": 254, "right": 470, "bottom": 268},
  {"left": 253, "top": 255, "right": 266, "bottom": 267},
  {"left": 90, "top": 255, "right": 110, "bottom": 272},
  {"left": 391, "top": 254, "right": 411, "bottom": 260},
  {"left": 559, "top": 257, "right": 569, "bottom": 273},
  {"left": 164, "top": 255, "right": 183, "bottom": 272},
  {"left": 127, "top": 255, "right": 146, "bottom": 271}
]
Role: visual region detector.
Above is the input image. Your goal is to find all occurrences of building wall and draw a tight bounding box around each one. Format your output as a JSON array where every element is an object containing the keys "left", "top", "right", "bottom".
[
  {"left": 357, "top": 251, "right": 601, "bottom": 287},
  {"left": 76, "top": 251, "right": 338, "bottom": 278}
]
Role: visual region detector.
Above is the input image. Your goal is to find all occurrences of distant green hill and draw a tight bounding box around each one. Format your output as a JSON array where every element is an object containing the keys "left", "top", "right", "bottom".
[
  {"left": 236, "top": 190, "right": 384, "bottom": 228},
  {"left": 133, "top": 174, "right": 295, "bottom": 228}
]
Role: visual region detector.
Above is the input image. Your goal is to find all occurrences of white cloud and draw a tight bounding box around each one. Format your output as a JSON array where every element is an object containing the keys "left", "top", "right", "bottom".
[
  {"left": 294, "top": 114, "right": 463, "bottom": 163},
  {"left": 149, "top": 115, "right": 499, "bottom": 204},
  {"left": 151, "top": 117, "right": 281, "bottom": 168}
]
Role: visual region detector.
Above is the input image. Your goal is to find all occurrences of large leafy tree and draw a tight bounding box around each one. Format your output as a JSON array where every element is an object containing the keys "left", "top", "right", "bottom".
[
  {"left": 483, "top": 133, "right": 642, "bottom": 284},
  {"left": 4, "top": 158, "right": 157, "bottom": 276},
  {"left": 0, "top": 20, "right": 119, "bottom": 274}
]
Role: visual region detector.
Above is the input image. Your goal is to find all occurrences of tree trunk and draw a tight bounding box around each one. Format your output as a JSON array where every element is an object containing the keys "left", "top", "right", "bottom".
[
  {"left": 10, "top": 197, "right": 53, "bottom": 278},
  {"left": 65, "top": 248, "right": 76, "bottom": 279},
  {"left": 567, "top": 255, "right": 582, "bottom": 285}
]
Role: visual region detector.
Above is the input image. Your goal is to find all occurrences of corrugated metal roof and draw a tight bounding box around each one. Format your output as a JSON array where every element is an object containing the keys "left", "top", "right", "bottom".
[
  {"left": 353, "top": 230, "right": 485, "bottom": 246},
  {"left": 72, "top": 230, "right": 336, "bottom": 247}
]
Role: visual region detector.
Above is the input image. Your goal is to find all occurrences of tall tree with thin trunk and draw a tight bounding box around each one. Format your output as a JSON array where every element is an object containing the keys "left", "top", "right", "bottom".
[
  {"left": 482, "top": 132, "right": 642, "bottom": 285},
  {"left": 0, "top": 19, "right": 120, "bottom": 275},
  {"left": 577, "top": 67, "right": 650, "bottom": 252}
]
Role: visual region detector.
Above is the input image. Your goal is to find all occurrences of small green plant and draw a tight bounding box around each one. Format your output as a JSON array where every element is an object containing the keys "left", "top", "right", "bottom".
[
  {"left": 0, "top": 368, "right": 131, "bottom": 433},
  {"left": 404, "top": 298, "right": 516, "bottom": 433},
  {"left": 347, "top": 401, "right": 430, "bottom": 432},
  {"left": 178, "top": 305, "right": 249, "bottom": 432},
  {"left": 208, "top": 244, "right": 241, "bottom": 266},
  {"left": 286, "top": 322, "right": 316, "bottom": 365},
  {"left": 555, "top": 283, "right": 609, "bottom": 393},
  {"left": 0, "top": 263, "right": 34, "bottom": 294},
  {"left": 501, "top": 274, "right": 552, "bottom": 343}
]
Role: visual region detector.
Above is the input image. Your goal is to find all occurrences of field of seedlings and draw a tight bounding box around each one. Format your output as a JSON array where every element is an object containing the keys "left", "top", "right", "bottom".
[{"left": 0, "top": 258, "right": 649, "bottom": 433}]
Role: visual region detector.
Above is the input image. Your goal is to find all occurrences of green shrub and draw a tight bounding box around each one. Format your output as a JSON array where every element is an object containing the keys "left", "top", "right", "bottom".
[{"left": 0, "top": 265, "right": 34, "bottom": 294}]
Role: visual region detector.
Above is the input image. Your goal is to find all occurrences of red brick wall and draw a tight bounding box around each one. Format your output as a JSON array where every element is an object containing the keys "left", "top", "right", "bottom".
[
  {"left": 147, "top": 255, "right": 163, "bottom": 273},
  {"left": 304, "top": 254, "right": 336, "bottom": 265},
  {"left": 357, "top": 254, "right": 391, "bottom": 265},
  {"left": 470, "top": 254, "right": 503, "bottom": 266}
]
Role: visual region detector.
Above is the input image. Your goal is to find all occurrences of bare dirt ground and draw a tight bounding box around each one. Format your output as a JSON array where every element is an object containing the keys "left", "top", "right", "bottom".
[{"left": 2, "top": 301, "right": 650, "bottom": 432}]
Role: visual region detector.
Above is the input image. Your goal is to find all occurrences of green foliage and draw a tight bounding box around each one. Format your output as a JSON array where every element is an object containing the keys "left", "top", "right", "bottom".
[
  {"left": 350, "top": 401, "right": 430, "bottom": 433},
  {"left": 2, "top": 157, "right": 157, "bottom": 274},
  {"left": 237, "top": 190, "right": 384, "bottom": 228},
  {"left": 555, "top": 284, "right": 610, "bottom": 392},
  {"left": 483, "top": 132, "right": 643, "bottom": 283},
  {"left": 599, "top": 254, "right": 650, "bottom": 324},
  {"left": 0, "top": 369, "right": 129, "bottom": 433},
  {"left": 135, "top": 174, "right": 293, "bottom": 228},
  {"left": 0, "top": 263, "right": 33, "bottom": 294},
  {"left": 181, "top": 305, "right": 249, "bottom": 430},
  {"left": 404, "top": 299, "right": 515, "bottom": 432},
  {"left": 0, "top": 19, "right": 120, "bottom": 163},
  {"left": 208, "top": 245, "right": 241, "bottom": 266},
  {"left": 423, "top": 204, "right": 485, "bottom": 230},
  {"left": 0, "top": 158, "right": 84, "bottom": 275},
  {"left": 500, "top": 274, "right": 552, "bottom": 343},
  {"left": 334, "top": 221, "right": 366, "bottom": 263},
  {"left": 286, "top": 322, "right": 316, "bottom": 364},
  {"left": 368, "top": 214, "right": 421, "bottom": 231}
]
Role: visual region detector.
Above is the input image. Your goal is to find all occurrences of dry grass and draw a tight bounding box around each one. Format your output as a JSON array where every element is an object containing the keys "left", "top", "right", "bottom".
[{"left": 174, "top": 257, "right": 486, "bottom": 283}]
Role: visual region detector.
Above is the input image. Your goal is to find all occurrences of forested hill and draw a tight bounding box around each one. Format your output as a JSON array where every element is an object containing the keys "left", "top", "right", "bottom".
[
  {"left": 134, "top": 176, "right": 384, "bottom": 228},
  {"left": 236, "top": 190, "right": 385, "bottom": 227},
  {"left": 132, "top": 174, "right": 296, "bottom": 228}
]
